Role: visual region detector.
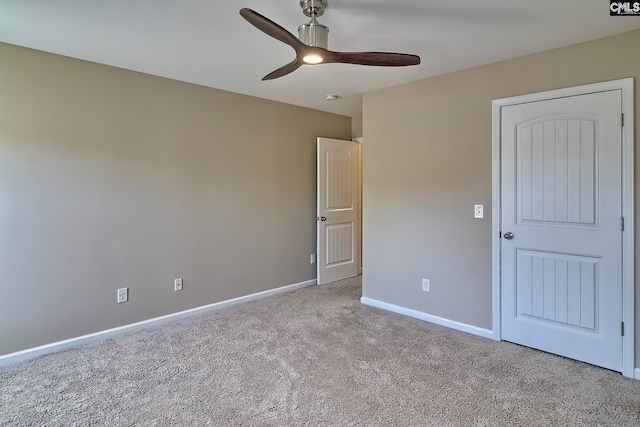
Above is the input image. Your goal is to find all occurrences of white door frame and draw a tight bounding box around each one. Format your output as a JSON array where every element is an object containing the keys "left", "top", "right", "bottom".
[
  {"left": 353, "top": 137, "right": 363, "bottom": 275},
  {"left": 491, "top": 78, "right": 635, "bottom": 378}
]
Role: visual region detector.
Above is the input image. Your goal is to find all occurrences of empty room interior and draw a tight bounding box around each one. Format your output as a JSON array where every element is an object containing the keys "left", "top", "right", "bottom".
[{"left": 2, "top": 1, "right": 640, "bottom": 425}]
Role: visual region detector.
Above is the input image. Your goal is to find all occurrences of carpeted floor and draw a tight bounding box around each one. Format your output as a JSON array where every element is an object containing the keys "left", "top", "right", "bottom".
[{"left": 1, "top": 276, "right": 640, "bottom": 426}]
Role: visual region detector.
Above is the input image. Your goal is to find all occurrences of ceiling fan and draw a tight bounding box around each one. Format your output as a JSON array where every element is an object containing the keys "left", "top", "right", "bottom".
[{"left": 240, "top": 0, "right": 421, "bottom": 81}]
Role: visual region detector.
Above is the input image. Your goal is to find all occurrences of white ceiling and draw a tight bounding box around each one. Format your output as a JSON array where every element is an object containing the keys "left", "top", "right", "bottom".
[{"left": 2, "top": 1, "right": 639, "bottom": 119}]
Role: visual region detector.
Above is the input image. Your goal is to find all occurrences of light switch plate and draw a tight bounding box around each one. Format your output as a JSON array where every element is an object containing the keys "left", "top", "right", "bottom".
[{"left": 474, "top": 205, "right": 484, "bottom": 219}]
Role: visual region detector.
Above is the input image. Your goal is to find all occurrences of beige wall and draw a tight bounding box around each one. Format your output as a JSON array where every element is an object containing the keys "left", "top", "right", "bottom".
[
  {"left": 352, "top": 116, "right": 363, "bottom": 139},
  {"left": 0, "top": 43, "right": 351, "bottom": 356},
  {"left": 363, "top": 30, "right": 640, "bottom": 364}
]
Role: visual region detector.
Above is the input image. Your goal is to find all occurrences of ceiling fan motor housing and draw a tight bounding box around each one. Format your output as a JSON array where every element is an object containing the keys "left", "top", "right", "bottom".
[
  {"left": 298, "top": 0, "right": 329, "bottom": 49},
  {"left": 298, "top": 21, "right": 329, "bottom": 49}
]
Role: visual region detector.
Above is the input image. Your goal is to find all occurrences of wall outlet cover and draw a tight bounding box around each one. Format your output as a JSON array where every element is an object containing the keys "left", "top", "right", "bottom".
[
  {"left": 117, "top": 288, "right": 128, "bottom": 303},
  {"left": 422, "top": 278, "right": 430, "bottom": 292}
]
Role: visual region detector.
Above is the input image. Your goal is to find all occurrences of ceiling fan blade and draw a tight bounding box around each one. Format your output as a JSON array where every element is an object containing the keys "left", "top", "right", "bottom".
[
  {"left": 240, "top": 8, "right": 305, "bottom": 53},
  {"left": 325, "top": 51, "right": 421, "bottom": 67},
  {"left": 262, "top": 59, "right": 303, "bottom": 81}
]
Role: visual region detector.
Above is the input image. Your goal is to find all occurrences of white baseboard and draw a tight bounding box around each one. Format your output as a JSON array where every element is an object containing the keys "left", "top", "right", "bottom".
[
  {"left": 0, "top": 279, "right": 316, "bottom": 367},
  {"left": 361, "top": 297, "right": 495, "bottom": 340},
  {"left": 635, "top": 368, "right": 640, "bottom": 380}
]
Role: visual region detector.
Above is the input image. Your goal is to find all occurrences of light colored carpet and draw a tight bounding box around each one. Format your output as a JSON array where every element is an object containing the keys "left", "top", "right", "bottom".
[{"left": 1, "top": 276, "right": 639, "bottom": 426}]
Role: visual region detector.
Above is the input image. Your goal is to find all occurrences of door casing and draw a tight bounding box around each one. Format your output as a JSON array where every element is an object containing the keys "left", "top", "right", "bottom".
[{"left": 491, "top": 78, "right": 635, "bottom": 378}]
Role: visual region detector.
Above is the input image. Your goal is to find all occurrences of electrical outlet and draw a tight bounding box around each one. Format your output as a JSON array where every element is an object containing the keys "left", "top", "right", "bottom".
[
  {"left": 474, "top": 204, "right": 484, "bottom": 219},
  {"left": 310, "top": 254, "right": 316, "bottom": 264},
  {"left": 422, "top": 279, "right": 430, "bottom": 292},
  {"left": 174, "top": 278, "right": 183, "bottom": 291},
  {"left": 117, "top": 287, "right": 128, "bottom": 303}
]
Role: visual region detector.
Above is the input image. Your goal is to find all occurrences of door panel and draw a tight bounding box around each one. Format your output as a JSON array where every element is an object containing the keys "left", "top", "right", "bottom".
[
  {"left": 516, "top": 250, "right": 598, "bottom": 329},
  {"left": 501, "top": 90, "right": 622, "bottom": 372},
  {"left": 326, "top": 150, "right": 354, "bottom": 210},
  {"left": 325, "top": 223, "right": 354, "bottom": 266},
  {"left": 317, "top": 138, "right": 359, "bottom": 285},
  {"left": 517, "top": 118, "right": 597, "bottom": 225}
]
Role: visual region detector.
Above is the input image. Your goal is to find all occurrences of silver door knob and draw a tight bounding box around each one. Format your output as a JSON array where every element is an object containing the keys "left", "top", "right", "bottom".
[
  {"left": 504, "top": 232, "right": 514, "bottom": 240},
  {"left": 321, "top": 216, "right": 327, "bottom": 221}
]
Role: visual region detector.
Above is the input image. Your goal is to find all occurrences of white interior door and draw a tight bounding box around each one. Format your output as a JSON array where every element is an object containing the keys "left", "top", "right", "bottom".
[
  {"left": 500, "top": 90, "right": 623, "bottom": 372},
  {"left": 317, "top": 137, "right": 359, "bottom": 285}
]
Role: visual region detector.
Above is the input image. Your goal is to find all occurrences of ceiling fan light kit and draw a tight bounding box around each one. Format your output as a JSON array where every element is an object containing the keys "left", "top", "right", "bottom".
[{"left": 239, "top": 0, "right": 420, "bottom": 80}]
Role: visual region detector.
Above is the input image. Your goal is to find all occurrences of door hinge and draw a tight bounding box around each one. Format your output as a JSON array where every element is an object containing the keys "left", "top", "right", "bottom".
[
  {"left": 621, "top": 217, "right": 625, "bottom": 231},
  {"left": 621, "top": 321, "right": 625, "bottom": 336},
  {"left": 621, "top": 113, "right": 624, "bottom": 127}
]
